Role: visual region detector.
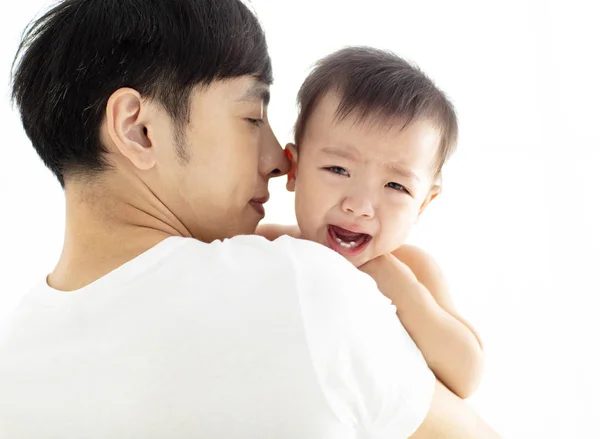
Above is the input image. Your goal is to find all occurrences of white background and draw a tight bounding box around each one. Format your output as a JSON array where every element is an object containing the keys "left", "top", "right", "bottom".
[{"left": 1, "top": 0, "right": 599, "bottom": 437}]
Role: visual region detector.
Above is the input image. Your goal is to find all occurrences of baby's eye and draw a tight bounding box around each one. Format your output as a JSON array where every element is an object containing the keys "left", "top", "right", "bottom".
[
  {"left": 387, "top": 182, "right": 409, "bottom": 193},
  {"left": 325, "top": 166, "right": 349, "bottom": 176}
]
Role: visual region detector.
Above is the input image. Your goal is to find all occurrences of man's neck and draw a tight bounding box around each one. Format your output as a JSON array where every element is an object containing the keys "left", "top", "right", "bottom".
[{"left": 48, "top": 180, "right": 189, "bottom": 292}]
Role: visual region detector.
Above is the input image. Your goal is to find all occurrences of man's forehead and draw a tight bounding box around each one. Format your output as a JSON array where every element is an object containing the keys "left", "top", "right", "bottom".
[{"left": 192, "top": 76, "right": 271, "bottom": 106}]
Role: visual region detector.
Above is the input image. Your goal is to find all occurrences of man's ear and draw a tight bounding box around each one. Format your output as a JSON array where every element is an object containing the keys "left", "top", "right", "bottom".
[
  {"left": 285, "top": 143, "right": 299, "bottom": 192},
  {"left": 105, "top": 88, "right": 156, "bottom": 171}
]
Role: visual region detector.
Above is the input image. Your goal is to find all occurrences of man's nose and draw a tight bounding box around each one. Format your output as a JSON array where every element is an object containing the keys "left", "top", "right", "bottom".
[{"left": 259, "top": 125, "right": 291, "bottom": 179}]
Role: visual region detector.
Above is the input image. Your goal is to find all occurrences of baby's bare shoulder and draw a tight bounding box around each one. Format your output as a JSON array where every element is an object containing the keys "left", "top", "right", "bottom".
[{"left": 393, "top": 245, "right": 443, "bottom": 277}]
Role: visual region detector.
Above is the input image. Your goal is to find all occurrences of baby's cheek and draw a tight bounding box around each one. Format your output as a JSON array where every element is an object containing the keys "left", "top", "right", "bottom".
[
  {"left": 377, "top": 221, "right": 411, "bottom": 254},
  {"left": 295, "top": 203, "right": 319, "bottom": 240}
]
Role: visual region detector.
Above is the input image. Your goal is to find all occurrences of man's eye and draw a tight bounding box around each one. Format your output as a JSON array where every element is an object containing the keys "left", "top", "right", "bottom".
[
  {"left": 246, "top": 118, "right": 263, "bottom": 127},
  {"left": 386, "top": 182, "right": 409, "bottom": 193},
  {"left": 325, "top": 166, "right": 349, "bottom": 176}
]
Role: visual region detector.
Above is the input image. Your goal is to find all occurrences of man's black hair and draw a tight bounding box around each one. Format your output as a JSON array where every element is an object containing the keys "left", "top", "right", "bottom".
[{"left": 11, "top": 0, "right": 272, "bottom": 186}]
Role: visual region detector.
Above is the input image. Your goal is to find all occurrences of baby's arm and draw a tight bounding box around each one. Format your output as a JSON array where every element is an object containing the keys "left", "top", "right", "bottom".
[
  {"left": 361, "top": 250, "right": 485, "bottom": 399},
  {"left": 257, "top": 225, "right": 484, "bottom": 397},
  {"left": 393, "top": 245, "right": 484, "bottom": 398},
  {"left": 393, "top": 245, "right": 484, "bottom": 347}
]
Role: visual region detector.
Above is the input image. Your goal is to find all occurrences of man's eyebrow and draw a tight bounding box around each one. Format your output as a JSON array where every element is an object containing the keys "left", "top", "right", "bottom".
[{"left": 237, "top": 82, "right": 271, "bottom": 105}]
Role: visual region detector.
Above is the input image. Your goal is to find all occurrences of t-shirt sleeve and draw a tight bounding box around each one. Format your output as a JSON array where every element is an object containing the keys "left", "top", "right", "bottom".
[{"left": 281, "top": 236, "right": 435, "bottom": 438}]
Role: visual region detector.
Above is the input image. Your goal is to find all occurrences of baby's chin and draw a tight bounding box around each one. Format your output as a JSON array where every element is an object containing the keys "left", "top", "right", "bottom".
[
  {"left": 346, "top": 251, "right": 381, "bottom": 268},
  {"left": 300, "top": 227, "right": 400, "bottom": 267},
  {"left": 345, "top": 243, "right": 404, "bottom": 268},
  {"left": 328, "top": 240, "right": 385, "bottom": 268}
]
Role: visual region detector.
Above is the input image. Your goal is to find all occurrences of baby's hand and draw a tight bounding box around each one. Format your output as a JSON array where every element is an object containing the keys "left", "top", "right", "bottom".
[{"left": 359, "top": 254, "right": 420, "bottom": 298}]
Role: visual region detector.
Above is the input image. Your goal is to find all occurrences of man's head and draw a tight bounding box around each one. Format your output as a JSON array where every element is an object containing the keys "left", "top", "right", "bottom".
[
  {"left": 11, "top": 0, "right": 289, "bottom": 240},
  {"left": 287, "top": 47, "right": 458, "bottom": 266}
]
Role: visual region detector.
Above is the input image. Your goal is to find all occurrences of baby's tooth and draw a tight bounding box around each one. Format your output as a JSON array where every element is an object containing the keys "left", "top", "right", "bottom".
[{"left": 335, "top": 236, "right": 360, "bottom": 249}]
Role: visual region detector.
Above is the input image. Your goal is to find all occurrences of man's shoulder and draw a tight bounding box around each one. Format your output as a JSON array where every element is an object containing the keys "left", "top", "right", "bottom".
[
  {"left": 243, "top": 235, "right": 368, "bottom": 285},
  {"left": 146, "top": 235, "right": 385, "bottom": 321},
  {"left": 203, "top": 234, "right": 357, "bottom": 270},
  {"left": 165, "top": 234, "right": 360, "bottom": 281},
  {"left": 181, "top": 234, "right": 377, "bottom": 302},
  {"left": 224, "top": 234, "right": 335, "bottom": 254}
]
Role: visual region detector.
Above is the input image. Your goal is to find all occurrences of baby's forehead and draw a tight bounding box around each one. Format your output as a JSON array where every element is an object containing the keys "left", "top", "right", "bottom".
[
  {"left": 306, "top": 92, "right": 436, "bottom": 137},
  {"left": 306, "top": 113, "right": 440, "bottom": 153},
  {"left": 300, "top": 109, "right": 440, "bottom": 178}
]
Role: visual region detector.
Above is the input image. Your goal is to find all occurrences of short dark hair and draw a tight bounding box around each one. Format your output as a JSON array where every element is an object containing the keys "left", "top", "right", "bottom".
[
  {"left": 295, "top": 47, "right": 458, "bottom": 175},
  {"left": 11, "top": 0, "right": 272, "bottom": 186}
]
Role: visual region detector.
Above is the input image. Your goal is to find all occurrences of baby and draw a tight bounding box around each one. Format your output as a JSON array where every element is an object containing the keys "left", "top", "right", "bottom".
[{"left": 259, "top": 47, "right": 484, "bottom": 398}]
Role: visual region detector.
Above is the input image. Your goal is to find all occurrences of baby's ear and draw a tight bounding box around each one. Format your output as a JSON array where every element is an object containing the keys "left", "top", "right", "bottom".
[
  {"left": 285, "top": 143, "right": 299, "bottom": 192},
  {"left": 418, "top": 180, "right": 441, "bottom": 217}
]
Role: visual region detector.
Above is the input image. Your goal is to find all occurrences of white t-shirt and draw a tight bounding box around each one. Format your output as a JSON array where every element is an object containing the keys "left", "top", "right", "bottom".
[{"left": 0, "top": 235, "right": 434, "bottom": 439}]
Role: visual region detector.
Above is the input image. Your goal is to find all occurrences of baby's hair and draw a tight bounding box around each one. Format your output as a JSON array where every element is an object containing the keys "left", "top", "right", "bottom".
[{"left": 294, "top": 47, "right": 458, "bottom": 175}]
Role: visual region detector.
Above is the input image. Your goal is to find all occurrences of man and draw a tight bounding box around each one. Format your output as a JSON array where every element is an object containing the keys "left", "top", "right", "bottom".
[{"left": 0, "top": 0, "right": 499, "bottom": 437}]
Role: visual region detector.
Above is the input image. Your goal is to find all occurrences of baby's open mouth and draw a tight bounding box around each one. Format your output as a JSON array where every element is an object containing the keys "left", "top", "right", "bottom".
[{"left": 327, "top": 225, "right": 372, "bottom": 256}]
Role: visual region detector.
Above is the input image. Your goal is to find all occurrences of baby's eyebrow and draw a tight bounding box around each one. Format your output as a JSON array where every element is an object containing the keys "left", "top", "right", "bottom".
[
  {"left": 320, "top": 146, "right": 360, "bottom": 161},
  {"left": 320, "top": 146, "right": 421, "bottom": 182},
  {"left": 387, "top": 163, "right": 421, "bottom": 183},
  {"left": 321, "top": 147, "right": 419, "bottom": 180}
]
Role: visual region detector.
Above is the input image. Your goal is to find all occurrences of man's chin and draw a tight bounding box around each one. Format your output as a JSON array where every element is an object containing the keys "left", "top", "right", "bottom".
[{"left": 243, "top": 218, "right": 262, "bottom": 237}]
